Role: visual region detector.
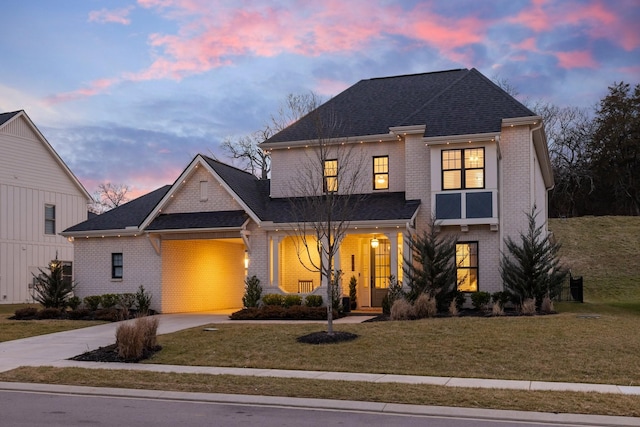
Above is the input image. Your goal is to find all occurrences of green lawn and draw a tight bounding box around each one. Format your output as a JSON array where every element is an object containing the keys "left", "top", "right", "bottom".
[
  {"left": 1, "top": 216, "right": 639, "bottom": 417},
  {"left": 0, "top": 304, "right": 104, "bottom": 343}
]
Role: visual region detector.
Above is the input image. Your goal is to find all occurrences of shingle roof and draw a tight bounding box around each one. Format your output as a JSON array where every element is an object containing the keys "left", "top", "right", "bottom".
[
  {"left": 202, "top": 156, "right": 270, "bottom": 218},
  {"left": 267, "top": 192, "right": 420, "bottom": 223},
  {"left": 64, "top": 185, "right": 171, "bottom": 232},
  {"left": 263, "top": 68, "right": 535, "bottom": 144},
  {"left": 146, "top": 210, "right": 248, "bottom": 231},
  {"left": 0, "top": 111, "right": 21, "bottom": 127}
]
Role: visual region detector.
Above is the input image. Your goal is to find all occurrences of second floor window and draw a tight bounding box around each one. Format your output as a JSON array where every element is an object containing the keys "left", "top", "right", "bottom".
[
  {"left": 373, "top": 156, "right": 389, "bottom": 190},
  {"left": 44, "top": 204, "right": 56, "bottom": 235},
  {"left": 323, "top": 159, "right": 338, "bottom": 193},
  {"left": 112, "top": 253, "right": 123, "bottom": 279},
  {"left": 442, "top": 148, "right": 485, "bottom": 190}
]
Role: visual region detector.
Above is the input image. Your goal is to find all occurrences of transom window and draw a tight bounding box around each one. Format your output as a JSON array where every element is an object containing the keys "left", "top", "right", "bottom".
[
  {"left": 112, "top": 253, "right": 123, "bottom": 279},
  {"left": 44, "top": 204, "right": 56, "bottom": 235},
  {"left": 323, "top": 159, "right": 338, "bottom": 193},
  {"left": 456, "top": 242, "right": 478, "bottom": 292},
  {"left": 373, "top": 156, "right": 389, "bottom": 190},
  {"left": 442, "top": 148, "right": 485, "bottom": 190}
]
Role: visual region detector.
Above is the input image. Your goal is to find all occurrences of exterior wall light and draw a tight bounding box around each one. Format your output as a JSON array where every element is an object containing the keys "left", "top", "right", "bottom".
[{"left": 370, "top": 237, "right": 379, "bottom": 249}]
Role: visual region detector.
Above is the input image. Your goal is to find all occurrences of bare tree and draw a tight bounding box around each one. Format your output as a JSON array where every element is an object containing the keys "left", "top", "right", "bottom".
[
  {"left": 221, "top": 93, "right": 322, "bottom": 179},
  {"left": 284, "top": 95, "right": 367, "bottom": 334},
  {"left": 90, "top": 182, "right": 130, "bottom": 214}
]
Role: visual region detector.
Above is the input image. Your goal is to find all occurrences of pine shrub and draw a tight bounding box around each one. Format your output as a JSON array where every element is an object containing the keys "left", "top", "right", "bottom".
[
  {"left": 135, "top": 285, "right": 152, "bottom": 314},
  {"left": 500, "top": 208, "right": 568, "bottom": 308},
  {"left": 31, "top": 256, "right": 76, "bottom": 309},
  {"left": 242, "top": 275, "right": 262, "bottom": 308},
  {"left": 348, "top": 276, "right": 357, "bottom": 309},
  {"left": 404, "top": 217, "right": 457, "bottom": 313}
]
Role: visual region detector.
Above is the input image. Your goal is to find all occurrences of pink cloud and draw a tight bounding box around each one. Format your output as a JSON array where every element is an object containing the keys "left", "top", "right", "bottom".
[
  {"left": 48, "top": 0, "right": 637, "bottom": 104},
  {"left": 507, "top": 0, "right": 552, "bottom": 32},
  {"left": 44, "top": 78, "right": 120, "bottom": 105},
  {"left": 555, "top": 50, "right": 599, "bottom": 69},
  {"left": 88, "top": 7, "right": 134, "bottom": 25}
]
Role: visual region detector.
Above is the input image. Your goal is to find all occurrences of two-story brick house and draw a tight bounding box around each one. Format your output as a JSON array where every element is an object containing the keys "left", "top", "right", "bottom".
[{"left": 63, "top": 68, "right": 552, "bottom": 313}]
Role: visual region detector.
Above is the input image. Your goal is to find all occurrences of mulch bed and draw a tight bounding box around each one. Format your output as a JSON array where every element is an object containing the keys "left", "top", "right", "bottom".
[
  {"left": 296, "top": 331, "right": 358, "bottom": 344},
  {"left": 70, "top": 344, "right": 162, "bottom": 363}
]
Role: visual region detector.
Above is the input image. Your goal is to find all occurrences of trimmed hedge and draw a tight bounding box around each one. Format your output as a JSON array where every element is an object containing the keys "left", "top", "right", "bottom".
[{"left": 230, "top": 306, "right": 339, "bottom": 320}]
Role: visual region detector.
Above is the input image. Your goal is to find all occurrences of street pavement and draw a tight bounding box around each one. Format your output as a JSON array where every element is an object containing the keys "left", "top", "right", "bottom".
[{"left": 0, "top": 311, "right": 639, "bottom": 426}]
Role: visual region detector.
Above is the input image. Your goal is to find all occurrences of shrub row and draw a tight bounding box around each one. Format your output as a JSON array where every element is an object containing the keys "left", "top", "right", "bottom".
[
  {"left": 82, "top": 286, "right": 152, "bottom": 315},
  {"left": 230, "top": 306, "right": 337, "bottom": 320},
  {"left": 261, "top": 293, "right": 323, "bottom": 308}
]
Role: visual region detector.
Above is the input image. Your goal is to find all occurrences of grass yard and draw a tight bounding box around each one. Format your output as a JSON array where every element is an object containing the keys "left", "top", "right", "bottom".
[
  {"left": 145, "top": 311, "right": 639, "bottom": 385},
  {"left": 2, "top": 367, "right": 640, "bottom": 418},
  {"left": 0, "top": 216, "right": 638, "bottom": 417},
  {"left": 0, "top": 304, "right": 104, "bottom": 343}
]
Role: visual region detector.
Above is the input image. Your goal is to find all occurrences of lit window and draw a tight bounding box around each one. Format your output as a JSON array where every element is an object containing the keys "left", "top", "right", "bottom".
[
  {"left": 442, "top": 148, "right": 484, "bottom": 190},
  {"left": 44, "top": 204, "right": 56, "bottom": 235},
  {"left": 456, "top": 242, "right": 478, "bottom": 292},
  {"left": 112, "top": 253, "right": 123, "bottom": 279},
  {"left": 373, "top": 156, "right": 389, "bottom": 190},
  {"left": 323, "top": 159, "right": 338, "bottom": 192}
]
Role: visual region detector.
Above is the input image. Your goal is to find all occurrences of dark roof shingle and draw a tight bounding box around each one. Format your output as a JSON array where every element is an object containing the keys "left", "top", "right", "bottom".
[
  {"left": 0, "top": 111, "right": 21, "bottom": 127},
  {"left": 146, "top": 210, "right": 248, "bottom": 231},
  {"left": 263, "top": 68, "right": 535, "bottom": 144}
]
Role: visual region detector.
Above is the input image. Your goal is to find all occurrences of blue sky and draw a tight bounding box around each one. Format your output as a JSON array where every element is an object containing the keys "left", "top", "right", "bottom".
[{"left": 1, "top": 0, "right": 639, "bottom": 199}]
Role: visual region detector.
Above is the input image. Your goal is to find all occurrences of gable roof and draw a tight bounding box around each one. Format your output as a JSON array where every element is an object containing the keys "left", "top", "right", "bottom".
[
  {"left": 0, "top": 110, "right": 91, "bottom": 200},
  {"left": 202, "top": 156, "right": 270, "bottom": 219},
  {"left": 262, "top": 68, "right": 536, "bottom": 144}
]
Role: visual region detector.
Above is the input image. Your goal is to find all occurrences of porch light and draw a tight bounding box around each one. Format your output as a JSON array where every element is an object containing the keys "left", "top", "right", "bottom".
[
  {"left": 370, "top": 237, "right": 379, "bottom": 249},
  {"left": 244, "top": 251, "right": 249, "bottom": 269}
]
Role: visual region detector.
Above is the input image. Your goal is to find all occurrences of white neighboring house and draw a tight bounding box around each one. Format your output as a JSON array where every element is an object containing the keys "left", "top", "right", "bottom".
[{"left": 0, "top": 110, "right": 91, "bottom": 304}]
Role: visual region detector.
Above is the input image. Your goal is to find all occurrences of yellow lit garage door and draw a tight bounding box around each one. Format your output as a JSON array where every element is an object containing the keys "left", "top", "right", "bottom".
[{"left": 161, "top": 239, "right": 245, "bottom": 313}]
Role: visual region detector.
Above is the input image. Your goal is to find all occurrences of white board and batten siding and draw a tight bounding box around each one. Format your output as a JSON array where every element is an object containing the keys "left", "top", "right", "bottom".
[{"left": 0, "top": 112, "right": 90, "bottom": 303}]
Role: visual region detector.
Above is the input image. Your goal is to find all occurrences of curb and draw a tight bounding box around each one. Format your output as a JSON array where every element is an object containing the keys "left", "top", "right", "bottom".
[{"left": 1, "top": 381, "right": 639, "bottom": 426}]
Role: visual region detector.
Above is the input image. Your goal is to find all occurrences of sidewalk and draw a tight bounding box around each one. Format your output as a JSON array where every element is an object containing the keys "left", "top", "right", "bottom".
[{"left": 1, "top": 312, "right": 640, "bottom": 396}]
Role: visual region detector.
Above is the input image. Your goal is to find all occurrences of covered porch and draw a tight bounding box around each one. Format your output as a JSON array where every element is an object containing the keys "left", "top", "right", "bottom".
[{"left": 265, "top": 229, "right": 407, "bottom": 308}]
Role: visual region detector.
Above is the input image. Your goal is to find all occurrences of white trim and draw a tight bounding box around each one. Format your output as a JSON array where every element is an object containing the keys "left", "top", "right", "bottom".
[{"left": 423, "top": 132, "right": 498, "bottom": 146}]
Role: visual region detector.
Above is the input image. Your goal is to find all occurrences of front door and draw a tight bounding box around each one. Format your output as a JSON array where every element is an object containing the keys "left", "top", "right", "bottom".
[{"left": 370, "top": 239, "right": 391, "bottom": 307}]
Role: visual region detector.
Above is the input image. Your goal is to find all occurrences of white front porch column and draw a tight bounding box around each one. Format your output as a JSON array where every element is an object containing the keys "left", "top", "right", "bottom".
[
  {"left": 386, "top": 232, "right": 398, "bottom": 280},
  {"left": 270, "top": 235, "right": 280, "bottom": 288}
]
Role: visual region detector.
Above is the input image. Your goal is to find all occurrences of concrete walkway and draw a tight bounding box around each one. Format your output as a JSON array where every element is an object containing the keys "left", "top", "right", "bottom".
[{"left": 1, "top": 312, "right": 639, "bottom": 396}]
